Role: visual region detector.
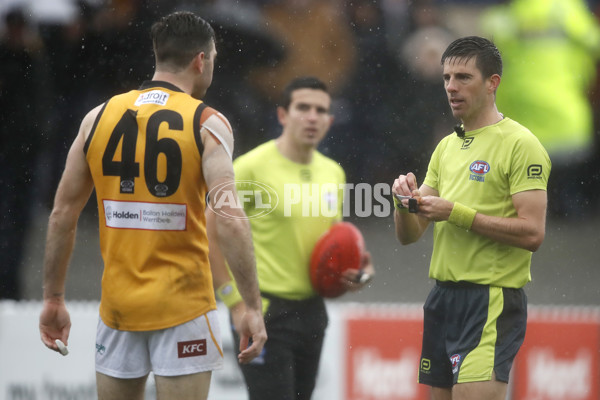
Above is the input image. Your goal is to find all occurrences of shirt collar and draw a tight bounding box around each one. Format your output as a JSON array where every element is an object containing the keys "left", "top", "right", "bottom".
[{"left": 139, "top": 80, "right": 184, "bottom": 93}]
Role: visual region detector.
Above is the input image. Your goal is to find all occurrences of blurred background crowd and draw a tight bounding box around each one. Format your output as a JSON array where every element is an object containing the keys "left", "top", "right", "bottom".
[{"left": 2, "top": 0, "right": 600, "bottom": 300}]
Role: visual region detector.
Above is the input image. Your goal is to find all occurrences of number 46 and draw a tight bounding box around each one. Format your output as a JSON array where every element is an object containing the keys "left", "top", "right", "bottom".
[{"left": 102, "top": 109, "right": 183, "bottom": 197}]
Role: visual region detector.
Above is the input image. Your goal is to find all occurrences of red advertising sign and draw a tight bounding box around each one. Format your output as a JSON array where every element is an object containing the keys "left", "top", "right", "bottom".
[
  {"left": 512, "top": 308, "right": 600, "bottom": 400},
  {"left": 344, "top": 306, "right": 429, "bottom": 400}
]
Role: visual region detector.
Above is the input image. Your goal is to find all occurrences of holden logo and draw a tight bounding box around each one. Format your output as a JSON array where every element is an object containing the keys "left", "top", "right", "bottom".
[
  {"left": 155, "top": 184, "right": 168, "bottom": 196},
  {"left": 120, "top": 180, "right": 134, "bottom": 193},
  {"left": 105, "top": 206, "right": 112, "bottom": 221}
]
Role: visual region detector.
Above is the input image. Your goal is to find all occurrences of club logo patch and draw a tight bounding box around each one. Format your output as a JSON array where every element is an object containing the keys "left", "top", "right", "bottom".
[{"left": 469, "top": 160, "right": 490, "bottom": 182}]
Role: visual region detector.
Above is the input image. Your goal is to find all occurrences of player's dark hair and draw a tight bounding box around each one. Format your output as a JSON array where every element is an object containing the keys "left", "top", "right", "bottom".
[
  {"left": 280, "top": 76, "right": 329, "bottom": 110},
  {"left": 441, "top": 36, "right": 502, "bottom": 79},
  {"left": 151, "top": 11, "right": 215, "bottom": 70}
]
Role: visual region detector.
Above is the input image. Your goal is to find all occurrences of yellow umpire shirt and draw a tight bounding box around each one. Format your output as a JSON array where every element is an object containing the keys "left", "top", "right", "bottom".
[
  {"left": 233, "top": 140, "right": 346, "bottom": 300},
  {"left": 423, "top": 118, "right": 551, "bottom": 288}
]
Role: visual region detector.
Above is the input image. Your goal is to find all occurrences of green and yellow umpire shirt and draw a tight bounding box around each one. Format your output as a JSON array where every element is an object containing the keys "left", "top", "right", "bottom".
[
  {"left": 423, "top": 118, "right": 551, "bottom": 288},
  {"left": 233, "top": 140, "right": 346, "bottom": 300}
]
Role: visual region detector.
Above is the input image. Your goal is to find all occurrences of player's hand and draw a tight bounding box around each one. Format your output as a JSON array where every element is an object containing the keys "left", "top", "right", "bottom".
[
  {"left": 235, "top": 305, "right": 267, "bottom": 364},
  {"left": 412, "top": 195, "right": 453, "bottom": 221},
  {"left": 341, "top": 251, "right": 374, "bottom": 291},
  {"left": 392, "top": 173, "right": 420, "bottom": 208},
  {"left": 39, "top": 299, "right": 71, "bottom": 354}
]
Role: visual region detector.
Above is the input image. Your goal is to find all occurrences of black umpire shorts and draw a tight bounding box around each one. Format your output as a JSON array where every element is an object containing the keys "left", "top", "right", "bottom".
[
  {"left": 418, "top": 280, "right": 527, "bottom": 388},
  {"left": 232, "top": 293, "right": 328, "bottom": 400}
]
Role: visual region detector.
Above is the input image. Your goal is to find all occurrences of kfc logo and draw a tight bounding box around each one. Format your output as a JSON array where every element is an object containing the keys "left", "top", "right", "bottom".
[{"left": 178, "top": 339, "right": 207, "bottom": 358}]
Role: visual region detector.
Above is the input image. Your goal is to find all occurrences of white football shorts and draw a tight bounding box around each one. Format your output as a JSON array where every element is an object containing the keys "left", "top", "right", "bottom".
[{"left": 95, "top": 310, "right": 223, "bottom": 378}]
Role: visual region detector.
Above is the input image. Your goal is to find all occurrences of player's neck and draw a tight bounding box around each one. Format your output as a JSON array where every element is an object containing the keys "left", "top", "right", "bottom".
[
  {"left": 275, "top": 137, "right": 314, "bottom": 164},
  {"left": 462, "top": 104, "right": 504, "bottom": 132},
  {"left": 151, "top": 71, "right": 193, "bottom": 95}
]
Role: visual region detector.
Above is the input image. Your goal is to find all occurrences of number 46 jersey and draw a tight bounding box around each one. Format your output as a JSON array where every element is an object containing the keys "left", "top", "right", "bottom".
[{"left": 84, "top": 81, "right": 221, "bottom": 331}]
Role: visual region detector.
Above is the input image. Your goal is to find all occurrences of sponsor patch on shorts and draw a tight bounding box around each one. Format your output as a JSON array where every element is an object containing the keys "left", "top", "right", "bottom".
[{"left": 178, "top": 339, "right": 207, "bottom": 358}]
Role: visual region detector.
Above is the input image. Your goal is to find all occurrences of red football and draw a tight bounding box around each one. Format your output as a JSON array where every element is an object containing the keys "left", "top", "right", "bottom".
[{"left": 310, "top": 222, "right": 365, "bottom": 298}]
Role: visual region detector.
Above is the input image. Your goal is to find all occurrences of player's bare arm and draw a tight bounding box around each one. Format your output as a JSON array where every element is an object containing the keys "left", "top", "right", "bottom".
[
  {"left": 412, "top": 187, "right": 546, "bottom": 252},
  {"left": 392, "top": 172, "right": 434, "bottom": 244},
  {"left": 469, "top": 189, "right": 547, "bottom": 252},
  {"left": 206, "top": 209, "right": 234, "bottom": 289},
  {"left": 201, "top": 111, "right": 260, "bottom": 309},
  {"left": 201, "top": 110, "right": 267, "bottom": 363},
  {"left": 39, "top": 105, "right": 99, "bottom": 354},
  {"left": 206, "top": 209, "right": 247, "bottom": 334}
]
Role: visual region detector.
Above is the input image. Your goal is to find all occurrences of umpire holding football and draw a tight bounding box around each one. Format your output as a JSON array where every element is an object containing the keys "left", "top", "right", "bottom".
[
  {"left": 207, "top": 76, "right": 375, "bottom": 399},
  {"left": 392, "top": 36, "right": 550, "bottom": 400}
]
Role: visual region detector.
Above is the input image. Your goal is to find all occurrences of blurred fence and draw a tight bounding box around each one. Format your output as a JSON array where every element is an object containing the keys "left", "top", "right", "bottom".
[{"left": 1, "top": 301, "right": 599, "bottom": 400}]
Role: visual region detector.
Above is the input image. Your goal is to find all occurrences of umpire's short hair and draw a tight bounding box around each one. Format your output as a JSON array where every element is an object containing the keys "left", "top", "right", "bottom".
[
  {"left": 441, "top": 36, "right": 502, "bottom": 78},
  {"left": 280, "top": 76, "right": 329, "bottom": 110},
  {"left": 151, "top": 11, "right": 215, "bottom": 70}
]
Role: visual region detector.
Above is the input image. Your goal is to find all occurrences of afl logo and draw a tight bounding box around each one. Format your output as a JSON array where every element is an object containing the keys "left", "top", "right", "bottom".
[
  {"left": 450, "top": 354, "right": 461, "bottom": 368},
  {"left": 469, "top": 160, "right": 490, "bottom": 175},
  {"left": 207, "top": 180, "right": 279, "bottom": 220}
]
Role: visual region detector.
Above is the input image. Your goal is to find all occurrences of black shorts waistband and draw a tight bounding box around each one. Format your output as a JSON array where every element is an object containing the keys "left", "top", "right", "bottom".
[
  {"left": 260, "top": 291, "right": 323, "bottom": 305},
  {"left": 436, "top": 280, "right": 489, "bottom": 289}
]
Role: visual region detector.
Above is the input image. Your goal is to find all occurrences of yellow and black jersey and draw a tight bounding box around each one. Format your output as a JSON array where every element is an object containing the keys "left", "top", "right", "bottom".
[{"left": 84, "top": 81, "right": 218, "bottom": 331}]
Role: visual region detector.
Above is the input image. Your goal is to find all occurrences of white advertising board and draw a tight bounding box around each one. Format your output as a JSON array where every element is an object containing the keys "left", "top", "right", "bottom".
[{"left": 0, "top": 301, "right": 341, "bottom": 400}]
